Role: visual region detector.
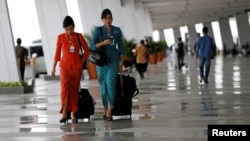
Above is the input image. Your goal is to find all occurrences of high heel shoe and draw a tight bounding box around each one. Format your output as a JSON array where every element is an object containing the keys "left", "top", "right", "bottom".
[{"left": 59, "top": 118, "right": 68, "bottom": 124}]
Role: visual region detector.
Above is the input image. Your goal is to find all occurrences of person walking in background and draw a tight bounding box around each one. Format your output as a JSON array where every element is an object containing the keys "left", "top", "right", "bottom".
[
  {"left": 144, "top": 39, "right": 151, "bottom": 70},
  {"left": 51, "top": 16, "right": 89, "bottom": 124},
  {"left": 175, "top": 37, "right": 185, "bottom": 70},
  {"left": 196, "top": 26, "right": 215, "bottom": 84},
  {"left": 135, "top": 40, "right": 148, "bottom": 79},
  {"left": 90, "top": 9, "right": 125, "bottom": 121},
  {"left": 15, "top": 38, "right": 28, "bottom": 80}
]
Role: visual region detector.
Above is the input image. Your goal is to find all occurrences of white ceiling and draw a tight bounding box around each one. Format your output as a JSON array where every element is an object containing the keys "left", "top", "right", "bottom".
[{"left": 136, "top": 0, "right": 250, "bottom": 30}]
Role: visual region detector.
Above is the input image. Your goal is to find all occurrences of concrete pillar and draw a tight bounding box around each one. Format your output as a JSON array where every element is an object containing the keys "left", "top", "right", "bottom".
[
  {"left": 218, "top": 18, "right": 234, "bottom": 50},
  {"left": 120, "top": 0, "right": 140, "bottom": 42},
  {"left": 187, "top": 25, "right": 198, "bottom": 49},
  {"left": 173, "top": 27, "right": 181, "bottom": 43},
  {"left": 235, "top": 12, "right": 250, "bottom": 47},
  {"left": 0, "top": 0, "right": 20, "bottom": 81},
  {"left": 144, "top": 7, "right": 153, "bottom": 37},
  {"left": 77, "top": 0, "right": 102, "bottom": 35},
  {"left": 35, "top": 0, "right": 68, "bottom": 75},
  {"left": 134, "top": 1, "right": 148, "bottom": 40},
  {"left": 203, "top": 22, "right": 215, "bottom": 39},
  {"left": 159, "top": 29, "right": 165, "bottom": 41}
]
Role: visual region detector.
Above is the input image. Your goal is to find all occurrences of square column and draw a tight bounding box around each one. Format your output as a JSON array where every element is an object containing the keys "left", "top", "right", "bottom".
[
  {"left": 187, "top": 25, "right": 198, "bottom": 51},
  {"left": 144, "top": 6, "right": 154, "bottom": 37},
  {"left": 159, "top": 29, "right": 165, "bottom": 41},
  {"left": 173, "top": 27, "right": 181, "bottom": 43},
  {"left": 77, "top": 0, "right": 102, "bottom": 35},
  {"left": 120, "top": 0, "right": 140, "bottom": 42},
  {"left": 235, "top": 12, "right": 250, "bottom": 47},
  {"left": 0, "top": 0, "right": 20, "bottom": 81},
  {"left": 35, "top": 0, "right": 68, "bottom": 75},
  {"left": 135, "top": 1, "right": 153, "bottom": 39},
  {"left": 219, "top": 18, "right": 234, "bottom": 50}
]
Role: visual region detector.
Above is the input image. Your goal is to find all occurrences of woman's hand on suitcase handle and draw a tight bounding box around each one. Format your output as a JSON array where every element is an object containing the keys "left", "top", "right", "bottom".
[{"left": 119, "top": 61, "right": 124, "bottom": 73}]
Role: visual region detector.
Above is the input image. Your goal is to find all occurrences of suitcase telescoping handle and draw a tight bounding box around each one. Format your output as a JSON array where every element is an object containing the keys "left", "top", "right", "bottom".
[{"left": 119, "top": 73, "right": 124, "bottom": 97}]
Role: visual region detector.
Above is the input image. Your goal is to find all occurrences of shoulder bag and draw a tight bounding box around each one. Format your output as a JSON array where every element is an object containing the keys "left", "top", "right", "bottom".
[{"left": 87, "top": 27, "right": 108, "bottom": 67}]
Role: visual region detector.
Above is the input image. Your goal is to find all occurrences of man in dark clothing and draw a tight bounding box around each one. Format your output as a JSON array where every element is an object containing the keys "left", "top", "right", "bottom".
[
  {"left": 176, "top": 37, "right": 185, "bottom": 70},
  {"left": 15, "top": 38, "right": 28, "bottom": 80}
]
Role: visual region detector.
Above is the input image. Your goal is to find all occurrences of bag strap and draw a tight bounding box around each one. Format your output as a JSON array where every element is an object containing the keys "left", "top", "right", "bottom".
[
  {"left": 99, "top": 27, "right": 103, "bottom": 41},
  {"left": 98, "top": 27, "right": 106, "bottom": 54},
  {"left": 77, "top": 33, "right": 83, "bottom": 55},
  {"left": 119, "top": 73, "right": 124, "bottom": 97}
]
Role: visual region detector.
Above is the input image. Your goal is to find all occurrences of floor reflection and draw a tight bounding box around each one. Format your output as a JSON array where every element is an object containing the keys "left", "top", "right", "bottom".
[
  {"left": 199, "top": 85, "right": 218, "bottom": 117},
  {"left": 20, "top": 105, "right": 47, "bottom": 110},
  {"left": 20, "top": 115, "right": 48, "bottom": 124},
  {"left": 19, "top": 127, "right": 47, "bottom": 133},
  {"left": 60, "top": 120, "right": 136, "bottom": 139},
  {"left": 178, "top": 72, "right": 187, "bottom": 91},
  {"left": 23, "top": 97, "right": 48, "bottom": 104}
]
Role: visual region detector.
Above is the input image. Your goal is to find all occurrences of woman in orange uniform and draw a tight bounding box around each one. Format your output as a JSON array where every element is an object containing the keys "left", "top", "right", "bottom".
[{"left": 51, "top": 16, "right": 89, "bottom": 124}]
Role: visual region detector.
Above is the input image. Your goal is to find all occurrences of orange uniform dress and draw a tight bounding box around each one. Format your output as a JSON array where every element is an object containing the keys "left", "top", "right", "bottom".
[{"left": 54, "top": 32, "right": 89, "bottom": 113}]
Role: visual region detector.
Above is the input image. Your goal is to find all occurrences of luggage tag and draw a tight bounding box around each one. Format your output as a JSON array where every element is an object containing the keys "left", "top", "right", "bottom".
[{"left": 70, "top": 45, "right": 75, "bottom": 53}]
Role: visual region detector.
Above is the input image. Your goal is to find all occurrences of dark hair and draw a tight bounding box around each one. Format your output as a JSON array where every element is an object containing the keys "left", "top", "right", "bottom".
[
  {"left": 17, "top": 38, "right": 22, "bottom": 44},
  {"left": 140, "top": 40, "right": 144, "bottom": 45},
  {"left": 101, "top": 9, "right": 112, "bottom": 19},
  {"left": 178, "top": 37, "right": 182, "bottom": 41},
  {"left": 202, "top": 26, "right": 208, "bottom": 34},
  {"left": 63, "top": 16, "right": 75, "bottom": 28}
]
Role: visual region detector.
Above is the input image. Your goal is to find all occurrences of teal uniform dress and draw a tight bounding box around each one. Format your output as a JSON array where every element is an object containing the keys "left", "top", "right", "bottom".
[{"left": 90, "top": 25, "right": 124, "bottom": 109}]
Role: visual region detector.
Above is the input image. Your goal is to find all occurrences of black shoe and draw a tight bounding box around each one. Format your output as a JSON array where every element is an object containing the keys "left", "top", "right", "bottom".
[
  {"left": 204, "top": 81, "right": 209, "bottom": 84},
  {"left": 59, "top": 118, "right": 68, "bottom": 124},
  {"left": 198, "top": 79, "right": 204, "bottom": 85}
]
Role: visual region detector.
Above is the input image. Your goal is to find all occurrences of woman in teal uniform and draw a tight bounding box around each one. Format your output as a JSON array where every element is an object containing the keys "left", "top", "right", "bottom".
[{"left": 91, "top": 9, "right": 124, "bottom": 121}]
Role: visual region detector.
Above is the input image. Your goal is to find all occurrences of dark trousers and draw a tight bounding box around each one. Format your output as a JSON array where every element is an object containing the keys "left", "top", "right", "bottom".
[
  {"left": 177, "top": 54, "right": 184, "bottom": 69},
  {"left": 20, "top": 65, "right": 25, "bottom": 80},
  {"left": 136, "top": 63, "right": 147, "bottom": 78},
  {"left": 199, "top": 57, "right": 211, "bottom": 82}
]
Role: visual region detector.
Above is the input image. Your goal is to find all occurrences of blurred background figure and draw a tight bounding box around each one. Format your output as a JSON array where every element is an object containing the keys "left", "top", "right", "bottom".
[
  {"left": 15, "top": 38, "right": 28, "bottom": 80},
  {"left": 135, "top": 40, "right": 149, "bottom": 79},
  {"left": 175, "top": 37, "right": 185, "bottom": 70}
]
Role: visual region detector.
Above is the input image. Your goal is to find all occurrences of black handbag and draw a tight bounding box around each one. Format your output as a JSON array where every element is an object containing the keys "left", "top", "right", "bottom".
[
  {"left": 88, "top": 50, "right": 108, "bottom": 66},
  {"left": 87, "top": 27, "right": 108, "bottom": 67}
]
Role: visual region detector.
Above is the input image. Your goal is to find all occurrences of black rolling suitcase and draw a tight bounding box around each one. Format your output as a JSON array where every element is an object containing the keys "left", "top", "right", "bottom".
[
  {"left": 67, "top": 88, "right": 95, "bottom": 121},
  {"left": 112, "top": 73, "right": 139, "bottom": 118}
]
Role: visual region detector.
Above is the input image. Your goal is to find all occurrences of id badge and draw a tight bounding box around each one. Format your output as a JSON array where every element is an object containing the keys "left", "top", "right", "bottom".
[{"left": 70, "top": 46, "right": 75, "bottom": 53}]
